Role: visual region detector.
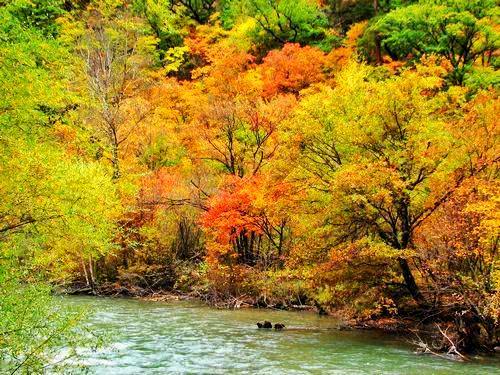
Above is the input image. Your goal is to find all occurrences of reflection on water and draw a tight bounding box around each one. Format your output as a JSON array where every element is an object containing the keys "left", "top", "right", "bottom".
[{"left": 63, "top": 296, "right": 500, "bottom": 374}]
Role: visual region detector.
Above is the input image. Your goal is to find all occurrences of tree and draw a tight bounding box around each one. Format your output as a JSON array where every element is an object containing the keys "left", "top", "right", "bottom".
[
  {"left": 415, "top": 176, "right": 500, "bottom": 351},
  {"left": 185, "top": 45, "right": 296, "bottom": 177},
  {"left": 78, "top": 6, "right": 157, "bottom": 179},
  {"left": 176, "top": 42, "right": 300, "bottom": 288},
  {"left": 260, "top": 43, "right": 326, "bottom": 97},
  {"left": 362, "top": 0, "right": 499, "bottom": 84},
  {"left": 223, "top": 0, "right": 331, "bottom": 51},
  {"left": 0, "top": 147, "right": 119, "bottom": 370},
  {"left": 289, "top": 62, "right": 499, "bottom": 306},
  {"left": 0, "top": 267, "right": 98, "bottom": 373},
  {"left": 0, "top": 6, "right": 119, "bottom": 371},
  {"left": 133, "top": 0, "right": 185, "bottom": 59},
  {"left": 5, "top": 0, "right": 67, "bottom": 37},
  {"left": 202, "top": 174, "right": 297, "bottom": 265},
  {"left": 172, "top": 0, "right": 218, "bottom": 24}
]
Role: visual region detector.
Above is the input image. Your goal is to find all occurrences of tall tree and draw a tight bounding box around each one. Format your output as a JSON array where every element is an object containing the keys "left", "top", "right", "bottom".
[
  {"left": 79, "top": 6, "right": 157, "bottom": 179},
  {"left": 289, "top": 62, "right": 499, "bottom": 305},
  {"left": 0, "top": 6, "right": 119, "bottom": 371}
]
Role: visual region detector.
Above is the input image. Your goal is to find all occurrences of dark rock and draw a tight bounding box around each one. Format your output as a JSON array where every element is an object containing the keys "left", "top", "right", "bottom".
[{"left": 257, "top": 321, "right": 272, "bottom": 329}]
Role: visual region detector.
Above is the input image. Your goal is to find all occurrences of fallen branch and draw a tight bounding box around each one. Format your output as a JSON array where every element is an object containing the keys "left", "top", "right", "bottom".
[{"left": 435, "top": 323, "right": 468, "bottom": 361}]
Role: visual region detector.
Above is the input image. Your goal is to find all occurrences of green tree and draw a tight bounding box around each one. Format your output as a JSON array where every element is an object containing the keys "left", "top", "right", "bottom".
[
  {"left": 0, "top": 264, "right": 108, "bottom": 373},
  {"left": 4, "top": 0, "right": 67, "bottom": 37},
  {"left": 172, "top": 0, "right": 218, "bottom": 24},
  {"left": 362, "top": 0, "right": 499, "bottom": 84},
  {"left": 223, "top": 0, "right": 332, "bottom": 51},
  {"left": 133, "top": 0, "right": 184, "bottom": 59},
  {"left": 0, "top": 6, "right": 119, "bottom": 371},
  {"left": 325, "top": 0, "right": 417, "bottom": 32}
]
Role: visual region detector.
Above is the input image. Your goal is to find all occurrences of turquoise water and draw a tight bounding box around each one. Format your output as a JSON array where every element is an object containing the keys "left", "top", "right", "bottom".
[{"left": 65, "top": 296, "right": 500, "bottom": 374}]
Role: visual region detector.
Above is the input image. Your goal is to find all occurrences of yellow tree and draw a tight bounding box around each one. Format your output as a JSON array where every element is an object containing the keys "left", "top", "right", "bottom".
[
  {"left": 64, "top": 2, "right": 158, "bottom": 179},
  {"left": 289, "top": 61, "right": 499, "bottom": 307}
]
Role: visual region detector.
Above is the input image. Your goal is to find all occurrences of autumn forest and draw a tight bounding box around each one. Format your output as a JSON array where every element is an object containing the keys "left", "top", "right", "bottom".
[{"left": 0, "top": 0, "right": 499, "bottom": 372}]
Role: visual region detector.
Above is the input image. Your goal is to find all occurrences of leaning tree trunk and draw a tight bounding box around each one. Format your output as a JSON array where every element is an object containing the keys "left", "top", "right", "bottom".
[{"left": 398, "top": 257, "right": 426, "bottom": 306}]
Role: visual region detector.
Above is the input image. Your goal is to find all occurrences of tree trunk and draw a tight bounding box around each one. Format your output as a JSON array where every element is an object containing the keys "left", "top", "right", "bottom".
[
  {"left": 88, "top": 255, "right": 96, "bottom": 293},
  {"left": 111, "top": 142, "right": 120, "bottom": 180},
  {"left": 374, "top": 34, "right": 383, "bottom": 65},
  {"left": 398, "top": 257, "right": 426, "bottom": 307},
  {"left": 81, "top": 256, "right": 90, "bottom": 288}
]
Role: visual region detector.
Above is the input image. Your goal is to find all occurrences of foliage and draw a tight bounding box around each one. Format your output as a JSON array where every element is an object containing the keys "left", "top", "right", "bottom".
[
  {"left": 415, "top": 176, "right": 500, "bottom": 344},
  {"left": 362, "top": 0, "right": 500, "bottom": 84},
  {"left": 0, "top": 4, "right": 118, "bottom": 371},
  {"left": 4, "top": 0, "right": 67, "bottom": 37},
  {"left": 223, "top": 0, "right": 334, "bottom": 51},
  {"left": 0, "top": 268, "right": 103, "bottom": 373},
  {"left": 260, "top": 43, "right": 326, "bottom": 97},
  {"left": 172, "top": 0, "right": 219, "bottom": 24},
  {"left": 133, "top": 0, "right": 185, "bottom": 59}
]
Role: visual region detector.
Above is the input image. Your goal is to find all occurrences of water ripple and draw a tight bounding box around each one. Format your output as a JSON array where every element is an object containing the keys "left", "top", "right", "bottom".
[{"left": 63, "top": 296, "right": 500, "bottom": 375}]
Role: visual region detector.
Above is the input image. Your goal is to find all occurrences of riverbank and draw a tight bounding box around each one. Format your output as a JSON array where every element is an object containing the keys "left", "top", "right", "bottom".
[{"left": 64, "top": 284, "right": 312, "bottom": 311}]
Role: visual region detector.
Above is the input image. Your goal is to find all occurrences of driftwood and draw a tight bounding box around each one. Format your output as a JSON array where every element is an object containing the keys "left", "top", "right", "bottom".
[{"left": 410, "top": 323, "right": 468, "bottom": 361}]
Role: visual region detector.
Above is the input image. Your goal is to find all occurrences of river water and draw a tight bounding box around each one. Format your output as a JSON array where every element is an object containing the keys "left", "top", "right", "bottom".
[{"left": 65, "top": 296, "right": 500, "bottom": 374}]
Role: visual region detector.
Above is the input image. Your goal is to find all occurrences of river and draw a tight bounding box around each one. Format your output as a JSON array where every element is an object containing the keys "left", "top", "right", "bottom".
[{"left": 64, "top": 296, "right": 500, "bottom": 374}]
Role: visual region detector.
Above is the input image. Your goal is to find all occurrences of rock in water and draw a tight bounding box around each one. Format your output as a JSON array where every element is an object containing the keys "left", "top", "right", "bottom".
[{"left": 257, "top": 321, "right": 272, "bottom": 329}]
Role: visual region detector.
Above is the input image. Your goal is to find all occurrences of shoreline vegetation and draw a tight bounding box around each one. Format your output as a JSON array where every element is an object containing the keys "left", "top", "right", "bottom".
[{"left": 1, "top": 0, "right": 499, "bottom": 372}]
